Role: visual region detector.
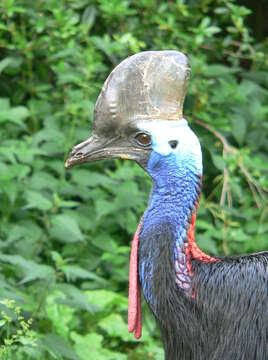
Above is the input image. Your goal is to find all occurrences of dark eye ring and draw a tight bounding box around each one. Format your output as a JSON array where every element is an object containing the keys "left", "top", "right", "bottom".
[{"left": 135, "top": 132, "right": 152, "bottom": 146}]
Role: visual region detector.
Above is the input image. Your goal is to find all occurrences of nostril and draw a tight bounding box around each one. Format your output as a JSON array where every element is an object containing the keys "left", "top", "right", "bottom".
[
  {"left": 75, "top": 152, "right": 84, "bottom": 157},
  {"left": 169, "top": 140, "right": 178, "bottom": 149}
]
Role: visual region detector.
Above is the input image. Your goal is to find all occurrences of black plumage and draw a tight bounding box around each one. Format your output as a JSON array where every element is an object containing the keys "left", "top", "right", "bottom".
[{"left": 140, "top": 222, "right": 268, "bottom": 359}]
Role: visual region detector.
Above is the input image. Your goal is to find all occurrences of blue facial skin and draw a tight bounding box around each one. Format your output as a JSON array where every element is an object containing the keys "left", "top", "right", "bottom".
[{"left": 138, "top": 125, "right": 202, "bottom": 306}]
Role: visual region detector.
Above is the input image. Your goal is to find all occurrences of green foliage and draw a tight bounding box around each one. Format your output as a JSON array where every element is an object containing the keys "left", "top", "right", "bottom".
[
  {"left": 0, "top": 299, "right": 37, "bottom": 359},
  {"left": 0, "top": 0, "right": 267, "bottom": 358}
]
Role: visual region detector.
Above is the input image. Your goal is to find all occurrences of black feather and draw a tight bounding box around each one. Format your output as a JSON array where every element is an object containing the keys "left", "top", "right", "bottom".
[{"left": 139, "top": 223, "right": 268, "bottom": 360}]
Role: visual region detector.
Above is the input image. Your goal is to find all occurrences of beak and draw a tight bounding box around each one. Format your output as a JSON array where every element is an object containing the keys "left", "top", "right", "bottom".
[{"left": 65, "top": 136, "right": 146, "bottom": 168}]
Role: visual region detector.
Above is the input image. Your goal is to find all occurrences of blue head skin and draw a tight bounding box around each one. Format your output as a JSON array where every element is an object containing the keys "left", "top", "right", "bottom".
[{"left": 137, "top": 119, "right": 203, "bottom": 305}]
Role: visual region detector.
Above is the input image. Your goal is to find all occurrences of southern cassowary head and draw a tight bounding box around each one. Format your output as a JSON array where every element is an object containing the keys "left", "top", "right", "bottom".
[{"left": 65, "top": 50, "right": 200, "bottom": 175}]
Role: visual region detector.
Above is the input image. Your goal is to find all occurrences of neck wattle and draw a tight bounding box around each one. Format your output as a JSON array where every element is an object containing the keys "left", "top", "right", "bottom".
[
  {"left": 175, "top": 205, "right": 218, "bottom": 296},
  {"left": 128, "top": 221, "right": 142, "bottom": 339},
  {"left": 187, "top": 211, "right": 218, "bottom": 264}
]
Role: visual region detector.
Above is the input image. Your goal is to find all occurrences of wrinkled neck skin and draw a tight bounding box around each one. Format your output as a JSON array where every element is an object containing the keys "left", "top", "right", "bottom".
[{"left": 138, "top": 120, "right": 203, "bottom": 309}]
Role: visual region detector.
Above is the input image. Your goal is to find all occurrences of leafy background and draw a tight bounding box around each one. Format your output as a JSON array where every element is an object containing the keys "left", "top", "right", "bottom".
[{"left": 0, "top": 0, "right": 267, "bottom": 358}]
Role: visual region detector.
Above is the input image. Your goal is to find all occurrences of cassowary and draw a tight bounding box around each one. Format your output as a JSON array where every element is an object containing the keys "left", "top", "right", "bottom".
[{"left": 65, "top": 51, "right": 268, "bottom": 360}]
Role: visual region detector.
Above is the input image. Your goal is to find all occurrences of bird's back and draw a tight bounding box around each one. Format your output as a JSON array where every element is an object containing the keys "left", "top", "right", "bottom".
[{"left": 159, "top": 251, "right": 268, "bottom": 360}]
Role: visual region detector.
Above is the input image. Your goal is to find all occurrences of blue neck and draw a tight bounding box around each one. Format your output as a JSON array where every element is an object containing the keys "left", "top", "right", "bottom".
[
  {"left": 138, "top": 151, "right": 201, "bottom": 305},
  {"left": 143, "top": 151, "right": 200, "bottom": 235}
]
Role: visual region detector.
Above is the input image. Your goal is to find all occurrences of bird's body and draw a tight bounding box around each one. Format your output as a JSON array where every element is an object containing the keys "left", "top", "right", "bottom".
[
  {"left": 147, "top": 245, "right": 267, "bottom": 360},
  {"left": 142, "top": 233, "right": 267, "bottom": 359},
  {"left": 66, "top": 51, "right": 268, "bottom": 360},
  {"left": 137, "top": 123, "right": 268, "bottom": 359}
]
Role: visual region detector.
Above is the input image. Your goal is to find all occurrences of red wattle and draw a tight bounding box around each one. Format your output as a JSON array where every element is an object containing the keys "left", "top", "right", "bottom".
[
  {"left": 128, "top": 221, "right": 142, "bottom": 338},
  {"left": 134, "top": 285, "right": 142, "bottom": 339},
  {"left": 187, "top": 212, "right": 219, "bottom": 263}
]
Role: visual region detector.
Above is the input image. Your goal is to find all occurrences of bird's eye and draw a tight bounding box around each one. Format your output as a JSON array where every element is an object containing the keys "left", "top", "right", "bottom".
[
  {"left": 169, "top": 140, "right": 178, "bottom": 149},
  {"left": 135, "top": 133, "right": 152, "bottom": 146}
]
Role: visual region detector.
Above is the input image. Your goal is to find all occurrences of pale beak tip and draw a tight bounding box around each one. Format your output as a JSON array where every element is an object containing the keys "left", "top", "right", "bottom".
[{"left": 65, "top": 158, "right": 72, "bottom": 168}]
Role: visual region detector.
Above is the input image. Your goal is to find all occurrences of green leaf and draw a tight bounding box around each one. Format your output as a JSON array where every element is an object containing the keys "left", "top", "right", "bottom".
[
  {"left": 196, "top": 235, "right": 218, "bottom": 255},
  {"left": 61, "top": 265, "right": 103, "bottom": 282},
  {"left": 5, "top": 220, "right": 42, "bottom": 245},
  {"left": 51, "top": 251, "right": 63, "bottom": 264},
  {"left": 45, "top": 290, "right": 76, "bottom": 338},
  {"left": 41, "top": 333, "right": 78, "bottom": 360},
  {"left": 48, "top": 48, "right": 78, "bottom": 61},
  {"left": 211, "top": 154, "right": 225, "bottom": 171},
  {"left": 29, "top": 171, "right": 58, "bottom": 192},
  {"left": 95, "top": 199, "right": 117, "bottom": 219},
  {"left": 204, "top": 65, "right": 240, "bottom": 76},
  {"left": 50, "top": 214, "right": 84, "bottom": 243},
  {"left": 98, "top": 313, "right": 134, "bottom": 341},
  {"left": 0, "top": 254, "right": 55, "bottom": 283},
  {"left": 0, "top": 98, "right": 10, "bottom": 111},
  {"left": 0, "top": 319, "right": 6, "bottom": 327},
  {"left": 9, "top": 106, "right": 29, "bottom": 122},
  {"left": 0, "top": 57, "right": 15, "bottom": 74},
  {"left": 1, "top": 182, "right": 19, "bottom": 203},
  {"left": 71, "top": 332, "right": 127, "bottom": 360},
  {"left": 57, "top": 284, "right": 97, "bottom": 312},
  {"left": 230, "top": 113, "right": 246, "bottom": 145},
  {"left": 83, "top": 290, "right": 128, "bottom": 312},
  {"left": 0, "top": 98, "right": 29, "bottom": 126},
  {"left": 90, "top": 233, "right": 117, "bottom": 253},
  {"left": 24, "top": 190, "right": 53, "bottom": 211},
  {"left": 81, "top": 5, "right": 97, "bottom": 31},
  {"left": 71, "top": 169, "right": 115, "bottom": 187}
]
